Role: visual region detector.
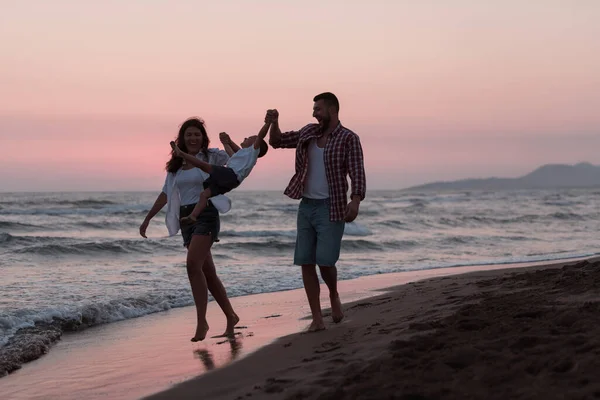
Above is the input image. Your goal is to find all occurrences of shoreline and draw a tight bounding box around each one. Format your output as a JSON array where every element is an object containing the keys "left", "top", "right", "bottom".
[
  {"left": 1, "top": 255, "right": 597, "bottom": 400},
  {"left": 2, "top": 252, "right": 596, "bottom": 379},
  {"left": 144, "top": 255, "right": 600, "bottom": 400}
]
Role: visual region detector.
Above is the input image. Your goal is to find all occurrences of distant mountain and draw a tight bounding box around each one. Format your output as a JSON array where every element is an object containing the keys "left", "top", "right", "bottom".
[{"left": 403, "top": 162, "right": 600, "bottom": 191}]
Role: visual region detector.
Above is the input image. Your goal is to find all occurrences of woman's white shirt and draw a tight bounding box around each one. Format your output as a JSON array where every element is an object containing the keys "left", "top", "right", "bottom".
[{"left": 174, "top": 168, "right": 206, "bottom": 205}]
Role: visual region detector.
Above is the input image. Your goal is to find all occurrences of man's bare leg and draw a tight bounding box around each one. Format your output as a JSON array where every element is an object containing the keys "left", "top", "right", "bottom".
[
  {"left": 181, "top": 188, "right": 212, "bottom": 224},
  {"left": 302, "top": 264, "right": 325, "bottom": 331},
  {"left": 319, "top": 265, "right": 344, "bottom": 323}
]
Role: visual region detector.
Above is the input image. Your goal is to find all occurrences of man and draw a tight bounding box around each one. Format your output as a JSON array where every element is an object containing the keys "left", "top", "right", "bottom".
[{"left": 267, "top": 92, "right": 366, "bottom": 332}]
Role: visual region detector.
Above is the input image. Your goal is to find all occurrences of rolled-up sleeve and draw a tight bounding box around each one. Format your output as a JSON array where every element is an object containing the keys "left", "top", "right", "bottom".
[
  {"left": 272, "top": 130, "right": 300, "bottom": 149},
  {"left": 347, "top": 134, "right": 366, "bottom": 200}
]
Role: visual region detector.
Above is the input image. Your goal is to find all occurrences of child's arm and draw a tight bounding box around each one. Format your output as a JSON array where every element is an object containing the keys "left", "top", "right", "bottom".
[
  {"left": 219, "top": 132, "right": 239, "bottom": 157},
  {"left": 222, "top": 142, "right": 235, "bottom": 157},
  {"left": 170, "top": 142, "right": 212, "bottom": 172},
  {"left": 254, "top": 121, "right": 271, "bottom": 150}
]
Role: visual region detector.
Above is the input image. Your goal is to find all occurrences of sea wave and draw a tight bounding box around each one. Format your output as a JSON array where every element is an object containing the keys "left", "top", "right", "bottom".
[
  {"left": 0, "top": 204, "right": 151, "bottom": 216},
  {"left": 0, "top": 199, "right": 117, "bottom": 207},
  {"left": 0, "top": 221, "right": 40, "bottom": 231},
  {"left": 379, "top": 220, "right": 409, "bottom": 229},
  {"left": 0, "top": 291, "right": 193, "bottom": 376},
  {"left": 8, "top": 237, "right": 176, "bottom": 257},
  {"left": 438, "top": 212, "right": 588, "bottom": 226}
]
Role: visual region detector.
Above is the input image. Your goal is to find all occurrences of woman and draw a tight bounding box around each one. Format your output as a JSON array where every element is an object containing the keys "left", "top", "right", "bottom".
[{"left": 139, "top": 117, "right": 239, "bottom": 342}]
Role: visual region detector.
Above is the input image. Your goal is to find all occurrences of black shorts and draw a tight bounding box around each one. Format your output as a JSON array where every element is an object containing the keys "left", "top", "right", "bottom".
[
  {"left": 179, "top": 203, "right": 220, "bottom": 247},
  {"left": 203, "top": 165, "right": 240, "bottom": 196}
]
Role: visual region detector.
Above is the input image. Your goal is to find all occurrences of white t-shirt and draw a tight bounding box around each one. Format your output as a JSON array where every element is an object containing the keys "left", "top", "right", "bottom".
[
  {"left": 303, "top": 139, "right": 329, "bottom": 199},
  {"left": 227, "top": 146, "right": 260, "bottom": 182},
  {"left": 172, "top": 168, "right": 205, "bottom": 206}
]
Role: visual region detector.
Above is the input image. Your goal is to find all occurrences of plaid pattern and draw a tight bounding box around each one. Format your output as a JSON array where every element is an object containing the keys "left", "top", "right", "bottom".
[{"left": 272, "top": 122, "right": 366, "bottom": 221}]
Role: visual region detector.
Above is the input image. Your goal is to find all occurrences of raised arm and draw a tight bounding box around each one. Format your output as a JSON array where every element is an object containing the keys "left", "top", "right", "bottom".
[
  {"left": 266, "top": 109, "right": 300, "bottom": 149},
  {"left": 254, "top": 121, "right": 272, "bottom": 150}
]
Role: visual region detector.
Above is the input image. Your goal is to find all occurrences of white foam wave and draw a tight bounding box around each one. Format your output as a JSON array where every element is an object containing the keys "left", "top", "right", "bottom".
[{"left": 0, "top": 292, "right": 194, "bottom": 347}]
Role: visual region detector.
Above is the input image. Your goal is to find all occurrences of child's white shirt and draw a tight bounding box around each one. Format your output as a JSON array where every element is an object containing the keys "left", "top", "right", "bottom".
[{"left": 227, "top": 146, "right": 260, "bottom": 182}]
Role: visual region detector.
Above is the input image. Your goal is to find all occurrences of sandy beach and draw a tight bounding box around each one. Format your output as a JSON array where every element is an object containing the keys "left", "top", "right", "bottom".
[{"left": 144, "top": 256, "right": 600, "bottom": 400}]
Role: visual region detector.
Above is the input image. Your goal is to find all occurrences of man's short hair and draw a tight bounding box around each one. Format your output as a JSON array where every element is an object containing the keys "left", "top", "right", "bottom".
[
  {"left": 258, "top": 139, "right": 269, "bottom": 158},
  {"left": 313, "top": 92, "right": 339, "bottom": 113}
]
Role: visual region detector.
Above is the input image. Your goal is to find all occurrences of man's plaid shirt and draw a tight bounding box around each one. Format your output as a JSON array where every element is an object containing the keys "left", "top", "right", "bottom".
[{"left": 271, "top": 122, "right": 366, "bottom": 221}]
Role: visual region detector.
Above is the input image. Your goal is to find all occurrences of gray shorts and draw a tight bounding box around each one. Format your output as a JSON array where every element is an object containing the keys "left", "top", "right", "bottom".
[
  {"left": 180, "top": 203, "right": 220, "bottom": 247},
  {"left": 294, "top": 198, "right": 345, "bottom": 267}
]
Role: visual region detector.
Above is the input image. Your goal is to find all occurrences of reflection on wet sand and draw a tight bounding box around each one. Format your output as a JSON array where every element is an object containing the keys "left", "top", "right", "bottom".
[{"left": 194, "top": 335, "right": 243, "bottom": 372}]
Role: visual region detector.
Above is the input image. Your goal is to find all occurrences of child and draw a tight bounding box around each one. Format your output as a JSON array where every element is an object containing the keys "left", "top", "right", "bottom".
[{"left": 171, "top": 121, "right": 270, "bottom": 224}]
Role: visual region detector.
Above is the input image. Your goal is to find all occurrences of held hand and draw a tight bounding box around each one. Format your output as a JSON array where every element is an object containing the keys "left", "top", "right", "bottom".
[
  {"left": 344, "top": 200, "right": 360, "bottom": 223},
  {"left": 139, "top": 220, "right": 149, "bottom": 238},
  {"left": 219, "top": 132, "right": 231, "bottom": 145},
  {"left": 170, "top": 141, "right": 183, "bottom": 157},
  {"left": 265, "top": 109, "right": 279, "bottom": 123}
]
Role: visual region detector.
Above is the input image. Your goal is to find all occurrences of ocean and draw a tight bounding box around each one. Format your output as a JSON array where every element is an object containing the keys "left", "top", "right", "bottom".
[{"left": 1, "top": 188, "right": 599, "bottom": 375}]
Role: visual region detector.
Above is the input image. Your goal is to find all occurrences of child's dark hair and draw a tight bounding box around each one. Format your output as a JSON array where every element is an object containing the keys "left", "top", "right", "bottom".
[
  {"left": 165, "top": 118, "right": 210, "bottom": 173},
  {"left": 258, "top": 139, "right": 269, "bottom": 158}
]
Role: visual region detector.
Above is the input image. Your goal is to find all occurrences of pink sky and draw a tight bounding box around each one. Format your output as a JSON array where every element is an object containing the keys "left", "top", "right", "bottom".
[{"left": 1, "top": 0, "right": 599, "bottom": 192}]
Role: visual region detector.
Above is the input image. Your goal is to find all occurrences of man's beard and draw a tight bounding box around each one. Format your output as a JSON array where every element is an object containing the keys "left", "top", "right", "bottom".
[{"left": 319, "top": 117, "right": 331, "bottom": 131}]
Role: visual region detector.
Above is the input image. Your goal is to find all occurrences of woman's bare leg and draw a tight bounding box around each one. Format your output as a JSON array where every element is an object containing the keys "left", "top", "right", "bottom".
[
  {"left": 203, "top": 251, "right": 240, "bottom": 337},
  {"left": 186, "top": 234, "right": 213, "bottom": 342}
]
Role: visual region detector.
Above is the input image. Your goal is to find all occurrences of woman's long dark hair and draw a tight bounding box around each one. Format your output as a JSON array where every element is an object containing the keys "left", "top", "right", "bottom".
[{"left": 166, "top": 118, "right": 210, "bottom": 173}]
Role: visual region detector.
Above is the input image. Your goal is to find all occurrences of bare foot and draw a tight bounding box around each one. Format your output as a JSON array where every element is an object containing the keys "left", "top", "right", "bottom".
[
  {"left": 180, "top": 215, "right": 197, "bottom": 225},
  {"left": 331, "top": 294, "right": 344, "bottom": 323},
  {"left": 224, "top": 313, "right": 240, "bottom": 336},
  {"left": 307, "top": 320, "right": 326, "bottom": 332},
  {"left": 212, "top": 313, "right": 240, "bottom": 338},
  {"left": 191, "top": 322, "right": 209, "bottom": 342}
]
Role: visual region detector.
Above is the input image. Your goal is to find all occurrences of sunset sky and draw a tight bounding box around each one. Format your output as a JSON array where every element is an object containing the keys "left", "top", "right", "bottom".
[{"left": 1, "top": 0, "right": 599, "bottom": 192}]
